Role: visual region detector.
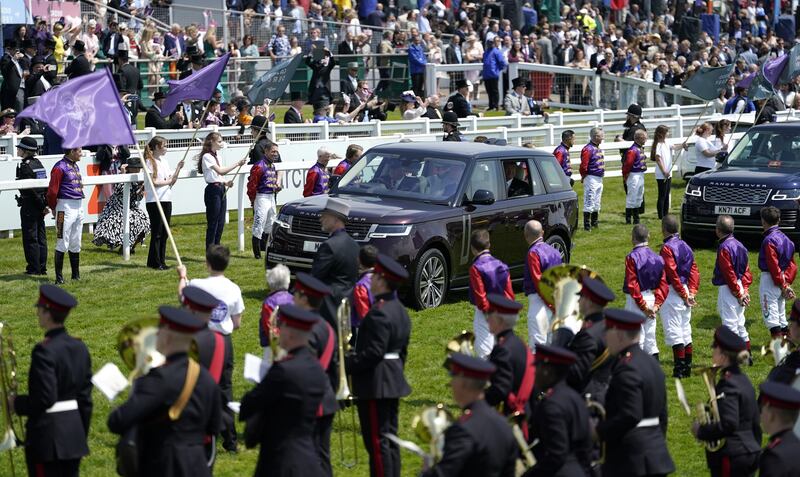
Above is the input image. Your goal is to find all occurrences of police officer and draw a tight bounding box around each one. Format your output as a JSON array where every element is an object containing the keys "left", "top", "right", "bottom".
[
  {"left": 15, "top": 136, "right": 48, "bottom": 275},
  {"left": 595, "top": 309, "right": 675, "bottom": 477},
  {"left": 767, "top": 300, "right": 800, "bottom": 383},
  {"left": 11, "top": 285, "right": 92, "bottom": 477},
  {"left": 246, "top": 131, "right": 281, "bottom": 259},
  {"left": 758, "top": 206, "right": 797, "bottom": 339},
  {"left": 47, "top": 147, "right": 85, "bottom": 284},
  {"left": 691, "top": 326, "right": 761, "bottom": 476},
  {"left": 240, "top": 305, "right": 328, "bottom": 477},
  {"left": 757, "top": 381, "right": 800, "bottom": 477},
  {"left": 525, "top": 345, "right": 592, "bottom": 477},
  {"left": 444, "top": 79, "right": 475, "bottom": 118},
  {"left": 579, "top": 127, "right": 604, "bottom": 231},
  {"left": 442, "top": 111, "right": 463, "bottom": 142},
  {"left": 523, "top": 220, "right": 562, "bottom": 347},
  {"left": 108, "top": 307, "right": 222, "bottom": 477},
  {"left": 346, "top": 254, "right": 412, "bottom": 477},
  {"left": 566, "top": 276, "right": 616, "bottom": 405},
  {"left": 484, "top": 294, "right": 535, "bottom": 439},
  {"left": 421, "top": 353, "right": 517, "bottom": 477}
]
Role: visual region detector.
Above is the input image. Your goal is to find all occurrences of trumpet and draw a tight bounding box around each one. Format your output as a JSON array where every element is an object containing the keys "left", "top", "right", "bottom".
[
  {"left": 695, "top": 366, "right": 725, "bottom": 452},
  {"left": 586, "top": 394, "right": 607, "bottom": 468},
  {"left": 539, "top": 265, "right": 602, "bottom": 345},
  {"left": 0, "top": 322, "right": 23, "bottom": 476},
  {"left": 335, "top": 298, "right": 358, "bottom": 468}
]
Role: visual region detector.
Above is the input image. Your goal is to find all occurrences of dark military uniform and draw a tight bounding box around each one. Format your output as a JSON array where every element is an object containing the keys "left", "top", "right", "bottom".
[
  {"left": 597, "top": 344, "right": 674, "bottom": 477},
  {"left": 240, "top": 345, "right": 328, "bottom": 477},
  {"left": 566, "top": 312, "right": 614, "bottom": 404},
  {"left": 311, "top": 227, "right": 359, "bottom": 328},
  {"left": 759, "top": 429, "right": 800, "bottom": 477},
  {"left": 444, "top": 91, "right": 474, "bottom": 118},
  {"left": 757, "top": 381, "right": 800, "bottom": 477},
  {"left": 194, "top": 327, "right": 236, "bottom": 451},
  {"left": 486, "top": 329, "right": 533, "bottom": 420},
  {"left": 15, "top": 326, "right": 93, "bottom": 477},
  {"left": 443, "top": 130, "right": 464, "bottom": 142},
  {"left": 308, "top": 316, "right": 338, "bottom": 477},
  {"left": 346, "top": 291, "right": 412, "bottom": 477},
  {"left": 15, "top": 143, "right": 48, "bottom": 275},
  {"left": 421, "top": 399, "right": 517, "bottom": 477},
  {"left": 108, "top": 352, "right": 222, "bottom": 477},
  {"left": 768, "top": 350, "right": 800, "bottom": 383}
]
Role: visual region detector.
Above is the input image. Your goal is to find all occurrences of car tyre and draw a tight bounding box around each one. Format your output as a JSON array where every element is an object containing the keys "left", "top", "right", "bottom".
[
  {"left": 546, "top": 235, "right": 570, "bottom": 263},
  {"left": 411, "top": 248, "right": 449, "bottom": 310}
]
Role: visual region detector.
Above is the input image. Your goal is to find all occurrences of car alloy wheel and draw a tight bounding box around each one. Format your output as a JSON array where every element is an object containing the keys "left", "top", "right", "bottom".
[
  {"left": 546, "top": 235, "right": 569, "bottom": 263},
  {"left": 414, "top": 249, "right": 448, "bottom": 309}
]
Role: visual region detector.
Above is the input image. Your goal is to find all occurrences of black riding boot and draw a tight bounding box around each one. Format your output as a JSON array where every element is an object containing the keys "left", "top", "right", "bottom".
[
  {"left": 583, "top": 212, "right": 591, "bottom": 231},
  {"left": 252, "top": 237, "right": 261, "bottom": 259},
  {"left": 261, "top": 232, "right": 268, "bottom": 251},
  {"left": 54, "top": 251, "right": 65, "bottom": 284},
  {"left": 591, "top": 212, "right": 599, "bottom": 229},
  {"left": 68, "top": 252, "right": 80, "bottom": 280},
  {"left": 625, "top": 208, "right": 632, "bottom": 224},
  {"left": 632, "top": 209, "right": 640, "bottom": 224},
  {"left": 651, "top": 353, "right": 659, "bottom": 362}
]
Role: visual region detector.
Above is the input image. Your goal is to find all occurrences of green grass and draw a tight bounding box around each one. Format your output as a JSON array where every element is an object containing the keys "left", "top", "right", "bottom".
[{"left": 0, "top": 174, "right": 775, "bottom": 476}]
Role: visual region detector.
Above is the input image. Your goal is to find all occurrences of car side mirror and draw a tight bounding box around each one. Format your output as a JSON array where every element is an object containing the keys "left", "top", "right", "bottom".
[
  {"left": 469, "top": 189, "right": 495, "bottom": 205},
  {"left": 715, "top": 151, "right": 728, "bottom": 163}
]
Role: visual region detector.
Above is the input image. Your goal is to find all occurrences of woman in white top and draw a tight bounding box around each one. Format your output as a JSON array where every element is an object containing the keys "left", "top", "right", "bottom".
[
  {"left": 401, "top": 92, "right": 428, "bottom": 120},
  {"left": 711, "top": 119, "right": 731, "bottom": 151},
  {"left": 693, "top": 122, "right": 726, "bottom": 174},
  {"left": 651, "top": 125, "right": 688, "bottom": 219},
  {"left": 198, "top": 132, "right": 246, "bottom": 248},
  {"left": 144, "top": 136, "right": 183, "bottom": 269}
]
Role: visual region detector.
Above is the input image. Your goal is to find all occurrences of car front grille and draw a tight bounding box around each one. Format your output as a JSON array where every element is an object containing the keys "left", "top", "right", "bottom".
[
  {"left": 290, "top": 216, "right": 373, "bottom": 240},
  {"left": 780, "top": 210, "right": 798, "bottom": 228},
  {"left": 702, "top": 186, "right": 771, "bottom": 205}
]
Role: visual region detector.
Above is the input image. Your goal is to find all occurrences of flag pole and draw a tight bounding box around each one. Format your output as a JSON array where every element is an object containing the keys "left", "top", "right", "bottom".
[
  {"left": 224, "top": 99, "right": 272, "bottom": 197},
  {"left": 680, "top": 100, "right": 711, "bottom": 149},
  {"left": 725, "top": 107, "right": 747, "bottom": 148},
  {"left": 134, "top": 139, "right": 183, "bottom": 267},
  {"left": 170, "top": 100, "right": 212, "bottom": 189}
]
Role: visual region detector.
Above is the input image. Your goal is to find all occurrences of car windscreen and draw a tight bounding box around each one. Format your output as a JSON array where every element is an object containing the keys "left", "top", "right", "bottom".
[
  {"left": 724, "top": 130, "right": 800, "bottom": 169},
  {"left": 336, "top": 153, "right": 466, "bottom": 202}
]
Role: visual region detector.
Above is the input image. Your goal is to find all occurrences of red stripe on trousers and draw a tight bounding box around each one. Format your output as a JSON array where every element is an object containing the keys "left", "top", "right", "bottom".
[
  {"left": 369, "top": 400, "right": 385, "bottom": 477},
  {"left": 36, "top": 463, "right": 45, "bottom": 477},
  {"left": 721, "top": 455, "right": 730, "bottom": 477}
]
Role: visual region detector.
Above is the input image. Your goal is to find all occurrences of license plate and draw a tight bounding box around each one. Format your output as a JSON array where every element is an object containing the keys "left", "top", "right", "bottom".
[
  {"left": 714, "top": 205, "right": 750, "bottom": 216},
  {"left": 303, "top": 241, "right": 322, "bottom": 253}
]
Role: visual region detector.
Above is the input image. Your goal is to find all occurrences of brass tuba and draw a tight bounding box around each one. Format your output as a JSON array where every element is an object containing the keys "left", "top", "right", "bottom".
[
  {"left": 695, "top": 366, "right": 725, "bottom": 452},
  {"left": 538, "top": 265, "right": 602, "bottom": 343},
  {"left": 117, "top": 318, "right": 165, "bottom": 381},
  {"left": 412, "top": 404, "right": 454, "bottom": 464},
  {"left": 335, "top": 298, "right": 359, "bottom": 468},
  {"left": 0, "top": 322, "right": 23, "bottom": 476}
]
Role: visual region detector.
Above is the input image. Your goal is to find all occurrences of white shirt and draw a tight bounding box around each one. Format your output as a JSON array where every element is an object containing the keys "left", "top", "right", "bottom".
[
  {"left": 654, "top": 142, "right": 672, "bottom": 180},
  {"left": 144, "top": 157, "right": 174, "bottom": 202},
  {"left": 694, "top": 136, "right": 717, "bottom": 169},
  {"left": 202, "top": 152, "right": 222, "bottom": 184},
  {"left": 188, "top": 275, "right": 244, "bottom": 335}
]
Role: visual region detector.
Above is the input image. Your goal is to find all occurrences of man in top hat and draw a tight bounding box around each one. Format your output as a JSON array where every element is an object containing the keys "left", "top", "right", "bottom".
[
  {"left": 659, "top": 215, "right": 700, "bottom": 378},
  {"left": 64, "top": 40, "right": 92, "bottom": 79},
  {"left": 527, "top": 344, "right": 592, "bottom": 476},
  {"left": 47, "top": 146, "right": 84, "bottom": 284},
  {"left": 622, "top": 130, "right": 649, "bottom": 225},
  {"left": 41, "top": 38, "right": 58, "bottom": 84},
  {"left": 108, "top": 306, "right": 222, "bottom": 477},
  {"left": 311, "top": 197, "right": 359, "bottom": 327},
  {"left": 306, "top": 48, "right": 337, "bottom": 106},
  {"left": 444, "top": 79, "right": 476, "bottom": 118},
  {"left": 0, "top": 39, "right": 25, "bottom": 111},
  {"left": 713, "top": 215, "right": 753, "bottom": 353},
  {"left": 24, "top": 56, "right": 51, "bottom": 107},
  {"left": 758, "top": 381, "right": 800, "bottom": 476},
  {"left": 580, "top": 127, "right": 605, "bottom": 231},
  {"left": 115, "top": 49, "right": 142, "bottom": 96},
  {"left": 768, "top": 300, "right": 800, "bottom": 383},
  {"left": 11, "top": 285, "right": 92, "bottom": 477},
  {"left": 21, "top": 38, "right": 37, "bottom": 69},
  {"left": 421, "top": 353, "right": 517, "bottom": 476},
  {"left": 340, "top": 62, "right": 361, "bottom": 109},
  {"left": 442, "top": 111, "right": 463, "bottom": 142},
  {"left": 240, "top": 305, "right": 328, "bottom": 477},
  {"left": 346, "top": 254, "right": 412, "bottom": 477},
  {"left": 504, "top": 77, "right": 529, "bottom": 116},
  {"left": 247, "top": 132, "right": 281, "bottom": 259},
  {"left": 523, "top": 219, "right": 563, "bottom": 348},
  {"left": 553, "top": 130, "right": 575, "bottom": 185},
  {"left": 145, "top": 90, "right": 184, "bottom": 129},
  {"left": 304, "top": 146, "right": 332, "bottom": 197},
  {"left": 594, "top": 309, "right": 674, "bottom": 477},
  {"left": 179, "top": 53, "right": 206, "bottom": 80},
  {"left": 484, "top": 294, "right": 535, "bottom": 439},
  {"left": 566, "top": 276, "right": 617, "bottom": 404},
  {"left": 284, "top": 91, "right": 306, "bottom": 124},
  {"left": 758, "top": 206, "right": 797, "bottom": 340},
  {"left": 16, "top": 136, "right": 49, "bottom": 276}
]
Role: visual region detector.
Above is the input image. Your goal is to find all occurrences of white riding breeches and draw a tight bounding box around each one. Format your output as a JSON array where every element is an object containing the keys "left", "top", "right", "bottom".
[
  {"left": 625, "top": 172, "right": 645, "bottom": 208},
  {"left": 717, "top": 280, "right": 749, "bottom": 342},
  {"left": 527, "top": 293, "right": 552, "bottom": 350},
  {"left": 252, "top": 193, "right": 277, "bottom": 239},
  {"left": 760, "top": 272, "right": 787, "bottom": 330},
  {"left": 625, "top": 291, "right": 658, "bottom": 355},
  {"left": 583, "top": 175, "right": 603, "bottom": 213},
  {"left": 473, "top": 307, "right": 494, "bottom": 359},
  {"left": 660, "top": 284, "right": 693, "bottom": 347},
  {"left": 55, "top": 199, "right": 83, "bottom": 253}
]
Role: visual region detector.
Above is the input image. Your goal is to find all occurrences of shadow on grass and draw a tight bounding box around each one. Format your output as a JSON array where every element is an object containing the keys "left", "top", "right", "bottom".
[{"left": 243, "top": 288, "right": 269, "bottom": 301}]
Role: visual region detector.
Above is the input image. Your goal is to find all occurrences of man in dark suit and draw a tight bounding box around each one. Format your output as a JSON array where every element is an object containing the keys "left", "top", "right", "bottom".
[
  {"left": 421, "top": 94, "right": 443, "bottom": 120},
  {"left": 306, "top": 50, "right": 337, "bottom": 106},
  {"left": 444, "top": 79, "right": 476, "bottom": 118},
  {"left": 0, "top": 40, "right": 25, "bottom": 111},
  {"left": 101, "top": 21, "right": 125, "bottom": 60},
  {"left": 503, "top": 161, "right": 531, "bottom": 197},
  {"left": 346, "top": 254, "right": 412, "bottom": 477},
  {"left": 24, "top": 57, "right": 50, "bottom": 107},
  {"left": 338, "top": 32, "right": 356, "bottom": 56},
  {"left": 284, "top": 91, "right": 305, "bottom": 123},
  {"left": 116, "top": 50, "right": 142, "bottom": 95},
  {"left": 164, "top": 25, "right": 186, "bottom": 59},
  {"left": 444, "top": 35, "right": 463, "bottom": 64},
  {"left": 65, "top": 41, "right": 92, "bottom": 80},
  {"left": 340, "top": 62, "right": 360, "bottom": 108},
  {"left": 146, "top": 91, "right": 185, "bottom": 129},
  {"left": 12, "top": 285, "right": 93, "bottom": 477},
  {"left": 41, "top": 39, "right": 58, "bottom": 85},
  {"left": 179, "top": 54, "right": 206, "bottom": 80},
  {"left": 311, "top": 198, "right": 359, "bottom": 327}
]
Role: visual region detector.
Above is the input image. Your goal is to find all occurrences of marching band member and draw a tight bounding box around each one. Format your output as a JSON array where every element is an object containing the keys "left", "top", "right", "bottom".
[
  {"left": 421, "top": 353, "right": 517, "bottom": 477},
  {"left": 659, "top": 215, "right": 700, "bottom": 378},
  {"left": 525, "top": 345, "right": 592, "bottom": 477},
  {"left": 246, "top": 135, "right": 281, "bottom": 259},
  {"left": 757, "top": 381, "right": 800, "bottom": 477},
  {"left": 713, "top": 215, "right": 753, "bottom": 356},
  {"left": 579, "top": 127, "right": 605, "bottom": 231},
  {"left": 566, "top": 277, "right": 616, "bottom": 405},
  {"left": 346, "top": 254, "right": 412, "bottom": 477},
  {"left": 352, "top": 244, "right": 378, "bottom": 332},
  {"left": 260, "top": 265, "right": 294, "bottom": 350},
  {"left": 767, "top": 300, "right": 800, "bottom": 383},
  {"left": 484, "top": 294, "right": 535, "bottom": 439},
  {"left": 622, "top": 129, "right": 648, "bottom": 225},
  {"left": 758, "top": 206, "right": 797, "bottom": 339},
  {"left": 239, "top": 305, "right": 328, "bottom": 477},
  {"left": 46, "top": 147, "right": 84, "bottom": 284},
  {"left": 11, "top": 285, "right": 92, "bottom": 477},
  {"left": 469, "top": 229, "right": 514, "bottom": 358},
  {"left": 623, "top": 224, "right": 668, "bottom": 360},
  {"left": 108, "top": 306, "right": 222, "bottom": 477},
  {"left": 523, "top": 220, "right": 563, "bottom": 348},
  {"left": 595, "top": 309, "right": 675, "bottom": 477},
  {"left": 293, "top": 272, "right": 338, "bottom": 477},
  {"left": 691, "top": 326, "right": 761, "bottom": 477}
]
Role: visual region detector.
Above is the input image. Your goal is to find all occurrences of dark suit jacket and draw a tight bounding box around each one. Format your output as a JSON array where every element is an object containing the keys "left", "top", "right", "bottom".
[
  {"left": 25, "top": 73, "right": 48, "bottom": 105},
  {"left": 65, "top": 54, "right": 92, "bottom": 79},
  {"left": 444, "top": 44, "right": 462, "bottom": 64},
  {"left": 283, "top": 107, "right": 303, "bottom": 124},
  {"left": 145, "top": 106, "right": 183, "bottom": 129},
  {"left": 101, "top": 32, "right": 125, "bottom": 58},
  {"left": 42, "top": 53, "right": 58, "bottom": 83},
  {"left": 311, "top": 228, "right": 359, "bottom": 326},
  {"left": 422, "top": 105, "right": 443, "bottom": 120},
  {"left": 306, "top": 55, "right": 337, "bottom": 104},
  {"left": 163, "top": 33, "right": 186, "bottom": 57},
  {"left": 337, "top": 41, "right": 355, "bottom": 56},
  {"left": 507, "top": 177, "right": 531, "bottom": 198},
  {"left": 1, "top": 53, "right": 23, "bottom": 99},
  {"left": 118, "top": 63, "right": 142, "bottom": 94}
]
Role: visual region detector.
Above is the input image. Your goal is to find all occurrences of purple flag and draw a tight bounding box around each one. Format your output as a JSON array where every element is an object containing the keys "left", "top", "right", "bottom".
[
  {"left": 737, "top": 72, "right": 756, "bottom": 89},
  {"left": 17, "top": 69, "right": 135, "bottom": 149},
  {"left": 161, "top": 53, "right": 230, "bottom": 117},
  {"left": 762, "top": 54, "right": 789, "bottom": 87}
]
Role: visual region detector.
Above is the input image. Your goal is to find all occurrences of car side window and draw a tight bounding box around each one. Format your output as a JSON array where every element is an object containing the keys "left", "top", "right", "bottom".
[
  {"left": 465, "top": 160, "right": 502, "bottom": 202},
  {"left": 501, "top": 159, "right": 534, "bottom": 199},
  {"left": 536, "top": 156, "right": 571, "bottom": 192},
  {"left": 527, "top": 159, "right": 546, "bottom": 195}
]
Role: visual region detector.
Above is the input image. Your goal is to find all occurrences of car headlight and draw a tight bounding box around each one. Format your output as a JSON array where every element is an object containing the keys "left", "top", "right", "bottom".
[
  {"left": 771, "top": 189, "right": 800, "bottom": 201},
  {"left": 369, "top": 224, "right": 412, "bottom": 239},
  {"left": 275, "top": 212, "right": 292, "bottom": 228},
  {"left": 685, "top": 183, "right": 702, "bottom": 197}
]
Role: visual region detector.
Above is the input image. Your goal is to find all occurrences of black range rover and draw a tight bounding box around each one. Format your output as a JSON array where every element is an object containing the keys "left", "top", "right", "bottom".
[
  {"left": 682, "top": 123, "right": 800, "bottom": 245},
  {"left": 268, "top": 142, "right": 579, "bottom": 309}
]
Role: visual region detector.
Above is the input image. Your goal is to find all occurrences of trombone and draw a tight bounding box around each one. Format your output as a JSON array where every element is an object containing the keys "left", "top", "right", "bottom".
[
  {"left": 335, "top": 298, "right": 359, "bottom": 468},
  {"left": 0, "top": 323, "right": 23, "bottom": 476}
]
